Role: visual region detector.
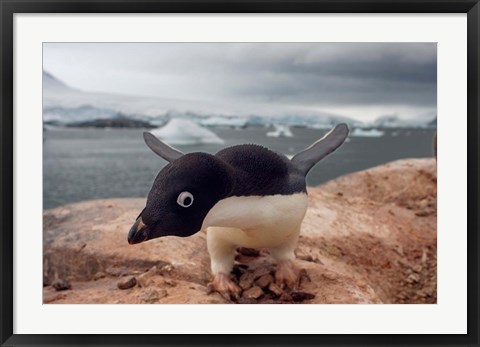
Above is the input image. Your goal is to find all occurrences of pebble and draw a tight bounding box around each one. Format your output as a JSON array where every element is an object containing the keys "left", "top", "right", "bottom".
[
  {"left": 267, "top": 282, "right": 283, "bottom": 296},
  {"left": 417, "top": 291, "right": 427, "bottom": 298},
  {"left": 406, "top": 273, "right": 420, "bottom": 284},
  {"left": 242, "top": 286, "right": 264, "bottom": 300},
  {"left": 106, "top": 267, "right": 130, "bottom": 277},
  {"left": 159, "top": 264, "right": 174, "bottom": 273},
  {"left": 412, "top": 265, "right": 423, "bottom": 273},
  {"left": 238, "top": 272, "right": 255, "bottom": 290},
  {"left": 231, "top": 264, "right": 248, "bottom": 277},
  {"left": 393, "top": 245, "right": 404, "bottom": 256},
  {"left": 421, "top": 249, "right": 428, "bottom": 263},
  {"left": 93, "top": 272, "right": 106, "bottom": 280},
  {"left": 52, "top": 279, "right": 72, "bottom": 291},
  {"left": 136, "top": 266, "right": 157, "bottom": 288},
  {"left": 141, "top": 289, "right": 167, "bottom": 303},
  {"left": 255, "top": 274, "right": 274, "bottom": 288},
  {"left": 291, "top": 291, "right": 315, "bottom": 302},
  {"left": 299, "top": 268, "right": 311, "bottom": 284},
  {"left": 279, "top": 292, "right": 293, "bottom": 302},
  {"left": 163, "top": 278, "right": 177, "bottom": 287},
  {"left": 117, "top": 276, "right": 137, "bottom": 290},
  {"left": 252, "top": 266, "right": 271, "bottom": 279}
]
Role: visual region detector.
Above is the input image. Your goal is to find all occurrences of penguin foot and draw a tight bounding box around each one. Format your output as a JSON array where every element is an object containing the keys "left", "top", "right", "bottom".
[
  {"left": 207, "top": 273, "right": 241, "bottom": 301},
  {"left": 275, "top": 260, "right": 301, "bottom": 289}
]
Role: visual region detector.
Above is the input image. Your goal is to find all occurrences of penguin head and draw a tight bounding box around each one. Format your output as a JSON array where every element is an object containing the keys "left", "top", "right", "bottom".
[{"left": 128, "top": 133, "right": 232, "bottom": 244}]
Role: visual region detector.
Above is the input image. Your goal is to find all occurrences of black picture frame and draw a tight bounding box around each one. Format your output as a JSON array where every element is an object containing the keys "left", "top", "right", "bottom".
[{"left": 1, "top": 1, "right": 479, "bottom": 346}]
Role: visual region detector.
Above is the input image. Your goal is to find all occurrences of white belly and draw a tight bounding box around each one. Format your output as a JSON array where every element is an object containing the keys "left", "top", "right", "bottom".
[{"left": 202, "top": 193, "right": 308, "bottom": 248}]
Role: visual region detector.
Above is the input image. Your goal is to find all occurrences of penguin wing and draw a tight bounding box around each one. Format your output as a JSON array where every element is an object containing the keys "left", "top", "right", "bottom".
[
  {"left": 291, "top": 123, "right": 349, "bottom": 175},
  {"left": 143, "top": 132, "right": 184, "bottom": 162}
]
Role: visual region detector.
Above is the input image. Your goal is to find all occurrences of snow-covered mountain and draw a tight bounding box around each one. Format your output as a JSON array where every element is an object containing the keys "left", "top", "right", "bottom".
[
  {"left": 43, "top": 71, "right": 75, "bottom": 91},
  {"left": 42, "top": 71, "right": 358, "bottom": 128},
  {"left": 373, "top": 113, "right": 437, "bottom": 129},
  {"left": 43, "top": 71, "right": 436, "bottom": 129}
]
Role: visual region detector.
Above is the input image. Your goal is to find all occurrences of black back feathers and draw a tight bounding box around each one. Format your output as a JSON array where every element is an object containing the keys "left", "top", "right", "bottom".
[{"left": 143, "top": 123, "right": 349, "bottom": 179}]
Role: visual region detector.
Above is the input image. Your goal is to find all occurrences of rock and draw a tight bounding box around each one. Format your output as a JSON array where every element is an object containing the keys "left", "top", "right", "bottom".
[
  {"left": 242, "top": 286, "right": 264, "bottom": 300},
  {"left": 159, "top": 264, "right": 174, "bottom": 274},
  {"left": 238, "top": 272, "right": 255, "bottom": 290},
  {"left": 163, "top": 278, "right": 177, "bottom": 287},
  {"left": 252, "top": 266, "right": 271, "bottom": 279},
  {"left": 43, "top": 159, "right": 437, "bottom": 304},
  {"left": 232, "top": 264, "right": 248, "bottom": 273},
  {"left": 106, "top": 267, "right": 130, "bottom": 277},
  {"left": 93, "top": 272, "right": 106, "bottom": 280},
  {"left": 136, "top": 266, "right": 158, "bottom": 288},
  {"left": 291, "top": 291, "right": 316, "bottom": 302},
  {"left": 406, "top": 273, "right": 421, "bottom": 284},
  {"left": 299, "top": 269, "right": 311, "bottom": 286},
  {"left": 255, "top": 274, "right": 274, "bottom": 288},
  {"left": 43, "top": 249, "right": 101, "bottom": 284},
  {"left": 412, "top": 265, "right": 423, "bottom": 273},
  {"left": 117, "top": 276, "right": 136, "bottom": 290},
  {"left": 279, "top": 292, "right": 293, "bottom": 302},
  {"left": 268, "top": 282, "right": 283, "bottom": 296},
  {"left": 140, "top": 289, "right": 167, "bottom": 303},
  {"left": 52, "top": 279, "right": 71, "bottom": 291}
]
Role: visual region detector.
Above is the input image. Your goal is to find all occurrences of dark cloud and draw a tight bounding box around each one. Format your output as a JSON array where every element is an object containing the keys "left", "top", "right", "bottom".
[{"left": 43, "top": 42, "right": 437, "bottom": 120}]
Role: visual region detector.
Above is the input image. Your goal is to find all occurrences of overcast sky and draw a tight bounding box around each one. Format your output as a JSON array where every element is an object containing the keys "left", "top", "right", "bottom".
[{"left": 43, "top": 43, "right": 436, "bottom": 121}]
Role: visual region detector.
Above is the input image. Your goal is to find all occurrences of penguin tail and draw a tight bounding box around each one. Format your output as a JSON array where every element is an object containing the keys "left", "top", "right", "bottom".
[{"left": 291, "top": 123, "right": 349, "bottom": 176}]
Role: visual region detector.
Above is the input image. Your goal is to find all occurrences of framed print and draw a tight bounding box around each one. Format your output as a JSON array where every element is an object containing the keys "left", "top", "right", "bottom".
[{"left": 1, "top": 1, "right": 479, "bottom": 346}]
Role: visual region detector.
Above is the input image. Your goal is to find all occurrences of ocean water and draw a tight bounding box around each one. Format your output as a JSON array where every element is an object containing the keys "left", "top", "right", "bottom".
[{"left": 43, "top": 126, "right": 436, "bottom": 209}]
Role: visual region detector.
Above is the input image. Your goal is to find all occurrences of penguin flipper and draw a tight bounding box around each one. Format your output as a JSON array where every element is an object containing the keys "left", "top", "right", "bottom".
[
  {"left": 291, "top": 123, "right": 349, "bottom": 175},
  {"left": 143, "top": 132, "right": 184, "bottom": 162}
]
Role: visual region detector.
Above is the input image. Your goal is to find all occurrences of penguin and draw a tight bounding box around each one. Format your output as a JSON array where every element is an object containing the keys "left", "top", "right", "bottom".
[{"left": 128, "top": 123, "right": 349, "bottom": 300}]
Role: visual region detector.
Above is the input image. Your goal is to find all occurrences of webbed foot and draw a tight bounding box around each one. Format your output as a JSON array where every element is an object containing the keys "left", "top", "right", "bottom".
[
  {"left": 207, "top": 273, "right": 241, "bottom": 301},
  {"left": 275, "top": 260, "right": 301, "bottom": 289}
]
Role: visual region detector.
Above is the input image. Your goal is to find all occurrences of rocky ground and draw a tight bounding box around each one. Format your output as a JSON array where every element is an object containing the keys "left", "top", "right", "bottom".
[{"left": 43, "top": 158, "right": 437, "bottom": 304}]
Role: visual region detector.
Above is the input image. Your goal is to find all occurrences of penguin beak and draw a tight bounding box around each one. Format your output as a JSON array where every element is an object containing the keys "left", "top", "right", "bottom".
[{"left": 128, "top": 216, "right": 150, "bottom": 244}]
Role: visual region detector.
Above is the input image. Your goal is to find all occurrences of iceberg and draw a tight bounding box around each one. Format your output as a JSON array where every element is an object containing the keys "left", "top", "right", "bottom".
[
  {"left": 199, "top": 116, "right": 248, "bottom": 129},
  {"left": 351, "top": 128, "right": 385, "bottom": 138},
  {"left": 151, "top": 118, "right": 224, "bottom": 145},
  {"left": 266, "top": 124, "right": 294, "bottom": 138}
]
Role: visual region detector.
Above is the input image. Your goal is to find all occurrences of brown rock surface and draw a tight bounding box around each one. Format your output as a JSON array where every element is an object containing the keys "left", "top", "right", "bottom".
[{"left": 43, "top": 158, "right": 436, "bottom": 304}]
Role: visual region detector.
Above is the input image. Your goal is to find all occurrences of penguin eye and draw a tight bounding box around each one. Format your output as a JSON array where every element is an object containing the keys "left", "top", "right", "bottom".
[{"left": 177, "top": 191, "right": 194, "bottom": 208}]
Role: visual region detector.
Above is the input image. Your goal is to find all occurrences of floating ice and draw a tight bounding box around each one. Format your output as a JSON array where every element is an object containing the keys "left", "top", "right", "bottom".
[
  {"left": 199, "top": 116, "right": 247, "bottom": 128},
  {"left": 151, "top": 118, "right": 224, "bottom": 145},
  {"left": 266, "top": 124, "right": 294, "bottom": 138},
  {"left": 351, "top": 128, "right": 385, "bottom": 137}
]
